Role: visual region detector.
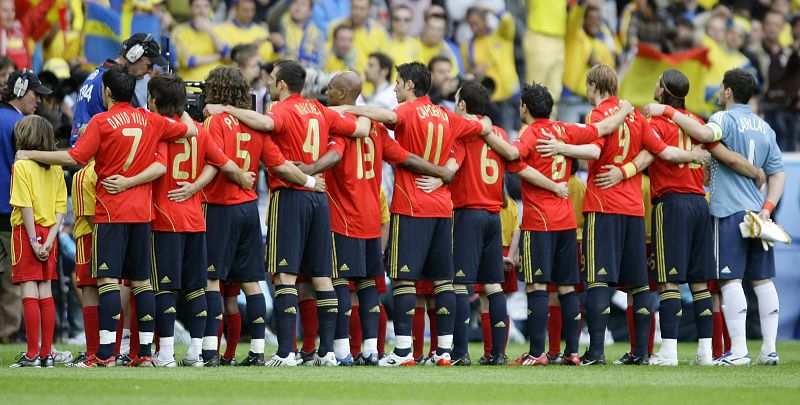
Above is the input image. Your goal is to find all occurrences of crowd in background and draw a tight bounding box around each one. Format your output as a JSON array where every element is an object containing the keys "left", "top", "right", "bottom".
[{"left": 0, "top": 0, "right": 799, "bottom": 346}]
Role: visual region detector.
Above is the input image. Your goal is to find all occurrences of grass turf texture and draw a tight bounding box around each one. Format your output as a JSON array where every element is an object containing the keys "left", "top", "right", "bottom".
[{"left": 1, "top": 341, "right": 798, "bottom": 404}]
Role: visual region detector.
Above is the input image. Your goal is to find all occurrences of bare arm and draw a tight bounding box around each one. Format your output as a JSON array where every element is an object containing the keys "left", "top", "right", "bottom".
[
  {"left": 593, "top": 150, "right": 655, "bottom": 189},
  {"left": 20, "top": 207, "right": 44, "bottom": 260},
  {"left": 351, "top": 116, "right": 371, "bottom": 138},
  {"left": 709, "top": 144, "right": 765, "bottom": 186},
  {"left": 41, "top": 213, "right": 65, "bottom": 258},
  {"left": 180, "top": 112, "right": 199, "bottom": 138},
  {"left": 271, "top": 161, "right": 326, "bottom": 192},
  {"left": 296, "top": 150, "right": 342, "bottom": 175},
  {"left": 481, "top": 132, "right": 519, "bottom": 161},
  {"left": 537, "top": 138, "right": 602, "bottom": 160},
  {"left": 333, "top": 105, "right": 398, "bottom": 125},
  {"left": 643, "top": 103, "right": 717, "bottom": 143},
  {"left": 504, "top": 229, "right": 520, "bottom": 270},
  {"left": 101, "top": 162, "right": 167, "bottom": 194},
  {"left": 517, "top": 166, "right": 569, "bottom": 198},
  {"left": 205, "top": 104, "right": 276, "bottom": 132},
  {"left": 760, "top": 172, "right": 786, "bottom": 220},
  {"left": 15, "top": 150, "right": 77, "bottom": 166},
  {"left": 415, "top": 158, "right": 458, "bottom": 193},
  {"left": 656, "top": 145, "right": 705, "bottom": 164},
  {"left": 400, "top": 154, "right": 455, "bottom": 183},
  {"left": 380, "top": 221, "right": 390, "bottom": 253}
]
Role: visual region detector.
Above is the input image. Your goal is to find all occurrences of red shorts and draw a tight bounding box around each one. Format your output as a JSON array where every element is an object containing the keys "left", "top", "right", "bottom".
[
  {"left": 348, "top": 276, "right": 388, "bottom": 295},
  {"left": 415, "top": 280, "right": 434, "bottom": 295},
  {"left": 221, "top": 281, "right": 241, "bottom": 298},
  {"left": 11, "top": 225, "right": 58, "bottom": 284},
  {"left": 707, "top": 280, "right": 721, "bottom": 293},
  {"left": 475, "top": 269, "right": 519, "bottom": 293},
  {"left": 75, "top": 234, "right": 96, "bottom": 287}
]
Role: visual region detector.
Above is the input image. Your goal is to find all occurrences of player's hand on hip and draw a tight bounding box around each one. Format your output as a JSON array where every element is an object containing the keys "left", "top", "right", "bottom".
[
  {"left": 691, "top": 144, "right": 709, "bottom": 164},
  {"left": 416, "top": 176, "right": 443, "bottom": 193},
  {"left": 101, "top": 175, "right": 132, "bottom": 194},
  {"left": 536, "top": 134, "right": 560, "bottom": 157},
  {"left": 595, "top": 165, "right": 624, "bottom": 189},
  {"left": 642, "top": 103, "right": 665, "bottom": 117},
  {"left": 313, "top": 175, "right": 326, "bottom": 192},
  {"left": 555, "top": 182, "right": 569, "bottom": 198},
  {"left": 239, "top": 171, "right": 256, "bottom": 190},
  {"left": 168, "top": 181, "right": 197, "bottom": 202}
]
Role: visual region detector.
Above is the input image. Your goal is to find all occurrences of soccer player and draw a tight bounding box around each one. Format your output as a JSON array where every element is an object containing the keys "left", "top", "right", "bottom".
[
  {"left": 206, "top": 60, "right": 369, "bottom": 367},
  {"left": 537, "top": 64, "right": 703, "bottom": 365},
  {"left": 200, "top": 65, "right": 327, "bottom": 367},
  {"left": 482, "top": 82, "right": 632, "bottom": 366},
  {"left": 644, "top": 68, "right": 785, "bottom": 366},
  {"left": 16, "top": 65, "right": 198, "bottom": 367},
  {"left": 336, "top": 61, "right": 493, "bottom": 366},
  {"left": 294, "top": 71, "right": 454, "bottom": 365}
]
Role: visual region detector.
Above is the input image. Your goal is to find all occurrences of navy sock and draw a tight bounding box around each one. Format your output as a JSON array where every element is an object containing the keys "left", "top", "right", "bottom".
[
  {"left": 527, "top": 290, "right": 548, "bottom": 357},
  {"left": 155, "top": 292, "right": 176, "bottom": 338},
  {"left": 356, "top": 280, "right": 379, "bottom": 340},
  {"left": 315, "top": 289, "right": 338, "bottom": 356},
  {"left": 433, "top": 283, "right": 456, "bottom": 356},
  {"left": 245, "top": 294, "right": 267, "bottom": 341},
  {"left": 185, "top": 289, "right": 207, "bottom": 339},
  {"left": 333, "top": 282, "right": 351, "bottom": 340},
  {"left": 692, "top": 289, "right": 713, "bottom": 339},
  {"left": 659, "top": 290, "right": 682, "bottom": 340},
  {"left": 132, "top": 284, "right": 155, "bottom": 358},
  {"left": 274, "top": 285, "right": 298, "bottom": 358},
  {"left": 452, "top": 285, "right": 470, "bottom": 358},
  {"left": 97, "top": 283, "right": 121, "bottom": 360},
  {"left": 558, "top": 291, "right": 581, "bottom": 355},
  {"left": 632, "top": 286, "right": 653, "bottom": 357},
  {"left": 392, "top": 284, "right": 416, "bottom": 357},
  {"left": 586, "top": 283, "right": 610, "bottom": 358},
  {"left": 487, "top": 289, "right": 508, "bottom": 357},
  {"left": 203, "top": 290, "right": 222, "bottom": 361}
]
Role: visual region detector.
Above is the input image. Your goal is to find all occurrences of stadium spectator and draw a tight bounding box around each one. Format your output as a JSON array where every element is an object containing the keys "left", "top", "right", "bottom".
[
  {"left": 231, "top": 44, "right": 267, "bottom": 114},
  {"left": 216, "top": 0, "right": 276, "bottom": 63},
  {"left": 704, "top": 19, "right": 758, "bottom": 116},
  {"left": 273, "top": 0, "right": 325, "bottom": 69},
  {"left": 389, "top": 0, "right": 430, "bottom": 37},
  {"left": 326, "top": 24, "right": 359, "bottom": 73},
  {"left": 172, "top": 0, "right": 228, "bottom": 82},
  {"left": 624, "top": 0, "right": 675, "bottom": 53},
  {"left": 388, "top": 5, "right": 421, "bottom": 66},
  {"left": 360, "top": 52, "right": 396, "bottom": 109},
  {"left": 0, "top": 0, "right": 56, "bottom": 69},
  {"left": 0, "top": 56, "right": 15, "bottom": 88},
  {"left": 311, "top": 0, "right": 350, "bottom": 36},
  {"left": 419, "top": 9, "right": 462, "bottom": 77},
  {"left": 522, "top": 0, "right": 567, "bottom": 111},
  {"left": 427, "top": 55, "right": 457, "bottom": 110},
  {"left": 327, "top": 0, "right": 388, "bottom": 77}
]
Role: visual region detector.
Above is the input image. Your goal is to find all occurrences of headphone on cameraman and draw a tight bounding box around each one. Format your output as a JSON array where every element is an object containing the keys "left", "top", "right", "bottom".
[
  {"left": 13, "top": 69, "right": 31, "bottom": 99},
  {"left": 124, "top": 34, "right": 154, "bottom": 64}
]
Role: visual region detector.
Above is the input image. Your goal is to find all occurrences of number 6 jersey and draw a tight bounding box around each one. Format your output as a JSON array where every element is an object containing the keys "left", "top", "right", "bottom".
[{"left": 448, "top": 124, "right": 508, "bottom": 213}]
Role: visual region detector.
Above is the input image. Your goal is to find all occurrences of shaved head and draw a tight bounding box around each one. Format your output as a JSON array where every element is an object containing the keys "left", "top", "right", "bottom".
[{"left": 328, "top": 71, "right": 362, "bottom": 105}]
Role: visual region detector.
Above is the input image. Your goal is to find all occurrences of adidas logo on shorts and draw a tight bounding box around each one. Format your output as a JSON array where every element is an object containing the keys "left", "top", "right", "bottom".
[
  {"left": 721, "top": 266, "right": 731, "bottom": 274},
  {"left": 700, "top": 309, "right": 712, "bottom": 316},
  {"left": 284, "top": 307, "right": 297, "bottom": 314},
  {"left": 99, "top": 263, "right": 109, "bottom": 270},
  {"left": 112, "top": 314, "right": 121, "bottom": 320},
  {"left": 340, "top": 264, "right": 350, "bottom": 271},
  {"left": 669, "top": 268, "right": 678, "bottom": 275},
  {"left": 636, "top": 308, "right": 651, "bottom": 316},
  {"left": 161, "top": 276, "right": 171, "bottom": 283},
  {"left": 494, "top": 321, "right": 506, "bottom": 328},
  {"left": 370, "top": 306, "right": 380, "bottom": 313},
  {"left": 406, "top": 309, "right": 415, "bottom": 315},
  {"left": 534, "top": 269, "right": 543, "bottom": 276},
  {"left": 597, "top": 268, "right": 607, "bottom": 275},
  {"left": 253, "top": 317, "right": 265, "bottom": 324},
  {"left": 164, "top": 307, "right": 176, "bottom": 314},
  {"left": 400, "top": 265, "right": 410, "bottom": 273},
  {"left": 139, "top": 314, "right": 154, "bottom": 322},
  {"left": 196, "top": 310, "right": 207, "bottom": 317},
  {"left": 455, "top": 270, "right": 465, "bottom": 277},
  {"left": 207, "top": 265, "right": 216, "bottom": 272},
  {"left": 279, "top": 259, "right": 289, "bottom": 266},
  {"left": 436, "top": 308, "right": 450, "bottom": 315},
  {"left": 602, "top": 307, "right": 611, "bottom": 315}
]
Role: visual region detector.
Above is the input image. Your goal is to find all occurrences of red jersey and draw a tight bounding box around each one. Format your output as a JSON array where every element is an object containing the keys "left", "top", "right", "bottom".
[
  {"left": 513, "top": 119, "right": 600, "bottom": 231},
  {"left": 69, "top": 102, "right": 189, "bottom": 223},
  {"left": 266, "top": 94, "right": 357, "bottom": 191},
  {"left": 648, "top": 110, "right": 706, "bottom": 199},
  {"left": 326, "top": 116, "right": 410, "bottom": 238},
  {"left": 152, "top": 123, "right": 230, "bottom": 232},
  {"left": 583, "top": 97, "right": 667, "bottom": 217},
  {"left": 449, "top": 125, "right": 507, "bottom": 213},
  {"left": 389, "top": 96, "right": 484, "bottom": 217},
  {"left": 201, "top": 113, "right": 286, "bottom": 205}
]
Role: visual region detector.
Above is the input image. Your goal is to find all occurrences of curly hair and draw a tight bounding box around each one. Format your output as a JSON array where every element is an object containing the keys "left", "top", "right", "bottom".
[{"left": 204, "top": 65, "right": 252, "bottom": 109}]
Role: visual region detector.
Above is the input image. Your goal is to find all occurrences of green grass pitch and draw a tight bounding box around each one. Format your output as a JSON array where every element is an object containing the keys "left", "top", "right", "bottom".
[{"left": 1, "top": 341, "right": 798, "bottom": 404}]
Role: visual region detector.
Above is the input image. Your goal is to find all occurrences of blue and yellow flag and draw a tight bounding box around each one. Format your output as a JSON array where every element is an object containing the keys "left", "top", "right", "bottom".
[{"left": 83, "top": 2, "right": 122, "bottom": 65}]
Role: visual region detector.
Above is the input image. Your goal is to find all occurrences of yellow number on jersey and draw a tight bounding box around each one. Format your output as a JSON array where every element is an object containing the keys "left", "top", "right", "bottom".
[
  {"left": 303, "top": 118, "right": 320, "bottom": 160},
  {"left": 612, "top": 122, "right": 631, "bottom": 164},
  {"left": 236, "top": 132, "right": 251, "bottom": 170},
  {"left": 480, "top": 143, "right": 499, "bottom": 184},
  {"left": 356, "top": 137, "right": 376, "bottom": 180},
  {"left": 424, "top": 122, "right": 444, "bottom": 163},
  {"left": 173, "top": 138, "right": 198, "bottom": 180},
  {"left": 551, "top": 154, "right": 567, "bottom": 180},
  {"left": 121, "top": 127, "right": 143, "bottom": 172},
  {"left": 677, "top": 128, "right": 701, "bottom": 169}
]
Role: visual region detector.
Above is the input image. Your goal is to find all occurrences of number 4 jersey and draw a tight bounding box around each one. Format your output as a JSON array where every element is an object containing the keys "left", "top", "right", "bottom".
[
  {"left": 152, "top": 122, "right": 231, "bottom": 232},
  {"left": 68, "top": 102, "right": 190, "bottom": 223}
]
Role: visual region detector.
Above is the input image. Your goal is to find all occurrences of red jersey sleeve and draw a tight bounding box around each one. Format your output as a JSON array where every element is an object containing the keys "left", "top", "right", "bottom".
[
  {"left": 149, "top": 111, "right": 189, "bottom": 142},
  {"left": 564, "top": 123, "right": 600, "bottom": 145},
  {"left": 324, "top": 106, "right": 358, "bottom": 137},
  {"left": 381, "top": 125, "right": 410, "bottom": 164},
  {"left": 68, "top": 119, "right": 102, "bottom": 164},
  {"left": 584, "top": 110, "right": 607, "bottom": 148},
  {"left": 451, "top": 139, "right": 467, "bottom": 165},
  {"left": 511, "top": 129, "right": 537, "bottom": 159},
  {"left": 261, "top": 134, "right": 287, "bottom": 167},
  {"left": 641, "top": 117, "right": 668, "bottom": 154},
  {"left": 266, "top": 109, "right": 285, "bottom": 133},
  {"left": 447, "top": 111, "right": 484, "bottom": 139},
  {"left": 203, "top": 132, "right": 230, "bottom": 167},
  {"left": 155, "top": 142, "right": 168, "bottom": 166},
  {"left": 326, "top": 135, "right": 347, "bottom": 157},
  {"left": 506, "top": 160, "right": 527, "bottom": 173}
]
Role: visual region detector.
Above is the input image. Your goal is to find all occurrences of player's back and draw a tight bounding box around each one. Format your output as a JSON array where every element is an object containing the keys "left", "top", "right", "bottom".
[
  {"left": 449, "top": 126, "right": 506, "bottom": 212},
  {"left": 202, "top": 113, "right": 265, "bottom": 205},
  {"left": 648, "top": 111, "right": 706, "bottom": 199}
]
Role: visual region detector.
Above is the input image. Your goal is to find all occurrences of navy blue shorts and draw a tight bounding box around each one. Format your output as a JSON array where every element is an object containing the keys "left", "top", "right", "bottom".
[
  {"left": 266, "top": 189, "right": 332, "bottom": 278},
  {"left": 332, "top": 233, "right": 383, "bottom": 280},
  {"left": 151, "top": 231, "right": 208, "bottom": 291},
  {"left": 582, "top": 212, "right": 648, "bottom": 286},
  {"left": 205, "top": 201, "right": 265, "bottom": 283},
  {"left": 453, "top": 209, "right": 504, "bottom": 285},
  {"left": 92, "top": 223, "right": 151, "bottom": 281},
  {"left": 519, "top": 230, "right": 580, "bottom": 285},
  {"left": 652, "top": 194, "right": 715, "bottom": 284},
  {"left": 714, "top": 210, "right": 775, "bottom": 281},
  {"left": 387, "top": 214, "right": 453, "bottom": 282}
]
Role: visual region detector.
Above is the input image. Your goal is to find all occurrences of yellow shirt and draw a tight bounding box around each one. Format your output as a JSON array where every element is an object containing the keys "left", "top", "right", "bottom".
[
  {"left": 10, "top": 160, "right": 67, "bottom": 228},
  {"left": 44, "top": 30, "right": 83, "bottom": 64},
  {"left": 215, "top": 21, "right": 277, "bottom": 63},
  {"left": 389, "top": 36, "right": 422, "bottom": 66},
  {"left": 568, "top": 175, "right": 586, "bottom": 241},
  {"left": 499, "top": 197, "right": 520, "bottom": 248},
  {"left": 563, "top": 5, "right": 616, "bottom": 97},
  {"left": 280, "top": 14, "right": 325, "bottom": 68},
  {"left": 526, "top": 0, "right": 567, "bottom": 37},
  {"left": 72, "top": 161, "right": 97, "bottom": 239},
  {"left": 461, "top": 12, "right": 520, "bottom": 101},
  {"left": 380, "top": 188, "right": 390, "bottom": 224},
  {"left": 327, "top": 17, "right": 388, "bottom": 63},
  {"left": 325, "top": 50, "right": 364, "bottom": 75},
  {"left": 642, "top": 174, "right": 652, "bottom": 244},
  {"left": 419, "top": 41, "right": 460, "bottom": 77},
  {"left": 172, "top": 23, "right": 221, "bottom": 82}
]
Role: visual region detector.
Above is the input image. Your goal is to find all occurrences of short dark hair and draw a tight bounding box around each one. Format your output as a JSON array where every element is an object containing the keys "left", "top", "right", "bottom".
[
  {"left": 369, "top": 52, "right": 393, "bottom": 81},
  {"left": 427, "top": 55, "right": 451, "bottom": 72},
  {"left": 457, "top": 81, "right": 489, "bottom": 115},
  {"left": 261, "top": 61, "right": 275, "bottom": 75},
  {"left": 722, "top": 68, "right": 756, "bottom": 104},
  {"left": 521, "top": 82, "right": 554, "bottom": 119},
  {"left": 465, "top": 7, "right": 488, "bottom": 20},
  {"left": 102, "top": 64, "right": 136, "bottom": 103},
  {"left": 659, "top": 69, "right": 689, "bottom": 109},
  {"left": 275, "top": 60, "right": 306, "bottom": 94},
  {"left": 148, "top": 73, "right": 186, "bottom": 117},
  {"left": 332, "top": 23, "right": 353, "bottom": 40},
  {"left": 396, "top": 61, "right": 430, "bottom": 97},
  {"left": 231, "top": 43, "right": 259, "bottom": 66}
]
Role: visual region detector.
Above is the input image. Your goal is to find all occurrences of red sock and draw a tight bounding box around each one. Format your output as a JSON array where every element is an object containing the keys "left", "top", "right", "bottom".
[
  {"left": 349, "top": 305, "right": 362, "bottom": 356},
  {"left": 154, "top": 331, "right": 160, "bottom": 353},
  {"left": 115, "top": 314, "right": 123, "bottom": 355},
  {"left": 626, "top": 305, "right": 635, "bottom": 353},
  {"left": 224, "top": 312, "right": 241, "bottom": 359},
  {"left": 427, "top": 307, "right": 438, "bottom": 357},
  {"left": 721, "top": 314, "right": 731, "bottom": 353},
  {"left": 22, "top": 297, "right": 40, "bottom": 358},
  {"left": 712, "top": 311, "right": 723, "bottom": 358},
  {"left": 377, "top": 304, "right": 387, "bottom": 355},
  {"left": 504, "top": 316, "right": 510, "bottom": 353},
  {"left": 217, "top": 317, "right": 224, "bottom": 352},
  {"left": 412, "top": 306, "right": 425, "bottom": 358},
  {"left": 647, "top": 313, "right": 656, "bottom": 356},
  {"left": 129, "top": 295, "right": 140, "bottom": 357},
  {"left": 83, "top": 306, "right": 99, "bottom": 356},
  {"left": 548, "top": 305, "right": 562, "bottom": 356},
  {"left": 480, "top": 312, "right": 491, "bottom": 357},
  {"left": 299, "top": 299, "right": 318, "bottom": 353}
]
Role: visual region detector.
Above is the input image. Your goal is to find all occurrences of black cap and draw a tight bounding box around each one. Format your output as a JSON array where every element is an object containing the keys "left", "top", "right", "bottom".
[
  {"left": 7, "top": 70, "right": 52, "bottom": 96},
  {"left": 123, "top": 33, "right": 168, "bottom": 66}
]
